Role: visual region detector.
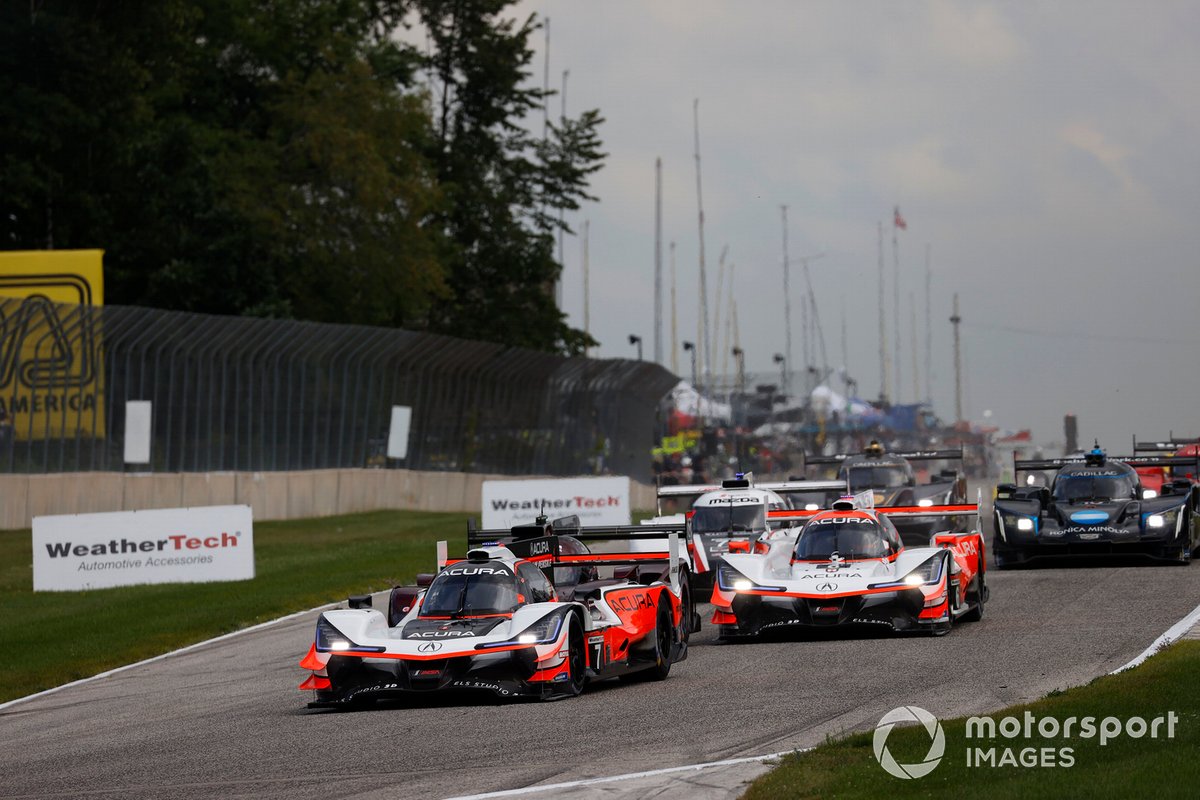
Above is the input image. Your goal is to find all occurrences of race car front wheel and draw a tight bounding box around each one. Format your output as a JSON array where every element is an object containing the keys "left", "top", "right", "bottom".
[
  {"left": 678, "top": 569, "right": 694, "bottom": 644},
  {"left": 960, "top": 569, "right": 986, "bottom": 623},
  {"left": 561, "top": 613, "right": 587, "bottom": 697}
]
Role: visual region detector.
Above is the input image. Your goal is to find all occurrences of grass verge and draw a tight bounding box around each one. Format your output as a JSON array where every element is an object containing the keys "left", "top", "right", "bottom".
[
  {"left": 0, "top": 510, "right": 467, "bottom": 704},
  {"left": 743, "top": 640, "right": 1200, "bottom": 798}
]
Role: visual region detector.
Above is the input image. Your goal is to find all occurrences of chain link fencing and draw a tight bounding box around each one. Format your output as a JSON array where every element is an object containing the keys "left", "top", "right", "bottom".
[{"left": 0, "top": 297, "right": 678, "bottom": 482}]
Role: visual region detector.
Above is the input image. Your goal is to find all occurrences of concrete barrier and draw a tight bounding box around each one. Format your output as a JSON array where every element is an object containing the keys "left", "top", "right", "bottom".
[
  {"left": 122, "top": 473, "right": 184, "bottom": 511},
  {"left": 1, "top": 469, "right": 656, "bottom": 530},
  {"left": 236, "top": 472, "right": 289, "bottom": 521},
  {"left": 0, "top": 474, "right": 29, "bottom": 530},
  {"left": 27, "top": 472, "right": 123, "bottom": 520},
  {"left": 182, "top": 473, "right": 237, "bottom": 508}
]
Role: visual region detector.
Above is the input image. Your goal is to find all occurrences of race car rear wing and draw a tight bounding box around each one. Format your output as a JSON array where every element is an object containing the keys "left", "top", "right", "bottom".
[
  {"left": 466, "top": 518, "right": 688, "bottom": 548},
  {"left": 757, "top": 479, "right": 847, "bottom": 509},
  {"left": 804, "top": 447, "right": 964, "bottom": 467},
  {"left": 654, "top": 483, "right": 723, "bottom": 515},
  {"left": 1015, "top": 455, "right": 1200, "bottom": 473},
  {"left": 464, "top": 517, "right": 692, "bottom": 594},
  {"left": 654, "top": 477, "right": 848, "bottom": 516},
  {"left": 1132, "top": 437, "right": 1200, "bottom": 453},
  {"left": 874, "top": 502, "right": 980, "bottom": 521}
]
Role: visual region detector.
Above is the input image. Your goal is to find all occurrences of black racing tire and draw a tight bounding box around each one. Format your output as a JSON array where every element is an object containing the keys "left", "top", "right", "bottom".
[
  {"left": 646, "top": 592, "right": 674, "bottom": 680},
  {"left": 1183, "top": 510, "right": 1198, "bottom": 561},
  {"left": 677, "top": 570, "right": 694, "bottom": 645},
  {"left": 961, "top": 568, "right": 986, "bottom": 622},
  {"left": 559, "top": 613, "right": 587, "bottom": 697},
  {"left": 931, "top": 553, "right": 954, "bottom": 636},
  {"left": 619, "top": 592, "right": 675, "bottom": 683},
  {"left": 992, "top": 546, "right": 1019, "bottom": 570}
]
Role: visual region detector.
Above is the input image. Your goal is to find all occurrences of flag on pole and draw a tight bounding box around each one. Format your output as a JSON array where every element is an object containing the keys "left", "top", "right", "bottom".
[{"left": 893, "top": 206, "right": 907, "bottom": 230}]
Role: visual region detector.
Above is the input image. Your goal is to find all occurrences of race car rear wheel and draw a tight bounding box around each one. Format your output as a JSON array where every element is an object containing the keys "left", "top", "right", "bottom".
[
  {"left": 620, "top": 592, "right": 675, "bottom": 682},
  {"left": 646, "top": 593, "right": 674, "bottom": 680},
  {"left": 561, "top": 613, "right": 587, "bottom": 697}
]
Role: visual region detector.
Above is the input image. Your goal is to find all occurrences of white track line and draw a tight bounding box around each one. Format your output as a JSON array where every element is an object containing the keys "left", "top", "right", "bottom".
[
  {"left": 1111, "top": 599, "right": 1200, "bottom": 674},
  {"left": 440, "top": 751, "right": 805, "bottom": 800},
  {"left": 0, "top": 599, "right": 342, "bottom": 713}
]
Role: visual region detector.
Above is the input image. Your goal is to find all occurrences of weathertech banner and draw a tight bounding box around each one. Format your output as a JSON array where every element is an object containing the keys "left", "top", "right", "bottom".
[
  {"left": 33, "top": 505, "right": 254, "bottom": 591},
  {"left": 482, "top": 476, "right": 631, "bottom": 528}
]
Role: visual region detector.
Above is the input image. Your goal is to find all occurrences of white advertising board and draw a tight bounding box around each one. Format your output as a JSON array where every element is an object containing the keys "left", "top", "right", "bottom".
[
  {"left": 33, "top": 505, "right": 254, "bottom": 592},
  {"left": 482, "top": 476, "right": 631, "bottom": 529},
  {"left": 386, "top": 405, "right": 412, "bottom": 460},
  {"left": 124, "top": 400, "right": 152, "bottom": 464}
]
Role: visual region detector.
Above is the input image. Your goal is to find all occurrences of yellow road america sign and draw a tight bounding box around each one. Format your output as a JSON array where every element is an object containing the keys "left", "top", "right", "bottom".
[{"left": 0, "top": 250, "right": 106, "bottom": 439}]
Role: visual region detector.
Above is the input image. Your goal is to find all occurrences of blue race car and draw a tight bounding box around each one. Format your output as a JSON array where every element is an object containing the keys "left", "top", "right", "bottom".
[{"left": 992, "top": 445, "right": 1200, "bottom": 567}]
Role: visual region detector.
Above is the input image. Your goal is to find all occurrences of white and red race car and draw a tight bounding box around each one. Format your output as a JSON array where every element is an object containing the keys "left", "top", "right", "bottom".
[
  {"left": 299, "top": 516, "right": 695, "bottom": 707},
  {"left": 710, "top": 493, "right": 986, "bottom": 638}
]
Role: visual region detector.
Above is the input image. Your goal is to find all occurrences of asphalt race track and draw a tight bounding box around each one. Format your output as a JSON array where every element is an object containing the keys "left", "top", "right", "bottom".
[{"left": 3, "top": 504, "right": 1200, "bottom": 799}]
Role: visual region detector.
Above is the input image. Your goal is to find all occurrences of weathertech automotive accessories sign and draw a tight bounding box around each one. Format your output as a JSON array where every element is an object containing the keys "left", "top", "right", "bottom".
[
  {"left": 33, "top": 505, "right": 254, "bottom": 591},
  {"left": 482, "top": 476, "right": 631, "bottom": 528}
]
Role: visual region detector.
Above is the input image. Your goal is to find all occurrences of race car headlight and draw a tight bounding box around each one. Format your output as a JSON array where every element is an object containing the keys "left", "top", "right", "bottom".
[
  {"left": 1145, "top": 510, "right": 1178, "bottom": 531},
  {"left": 315, "top": 616, "right": 385, "bottom": 654},
  {"left": 717, "top": 564, "right": 784, "bottom": 593},
  {"left": 1001, "top": 513, "right": 1035, "bottom": 534},
  {"left": 869, "top": 555, "right": 944, "bottom": 590},
  {"left": 475, "top": 612, "right": 565, "bottom": 650},
  {"left": 918, "top": 498, "right": 934, "bottom": 508}
]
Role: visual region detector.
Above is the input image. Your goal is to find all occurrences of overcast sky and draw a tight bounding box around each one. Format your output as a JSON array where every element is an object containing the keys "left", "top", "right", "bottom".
[{"left": 511, "top": 0, "right": 1200, "bottom": 452}]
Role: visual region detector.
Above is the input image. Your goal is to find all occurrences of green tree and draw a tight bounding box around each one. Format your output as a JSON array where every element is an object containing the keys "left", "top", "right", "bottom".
[
  {"left": 1, "top": 1, "right": 606, "bottom": 352},
  {"left": 414, "top": 0, "right": 604, "bottom": 354},
  {"left": 2, "top": 1, "right": 446, "bottom": 325}
]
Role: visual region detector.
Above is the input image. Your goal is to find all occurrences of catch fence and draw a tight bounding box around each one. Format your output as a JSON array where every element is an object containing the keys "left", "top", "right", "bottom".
[{"left": 0, "top": 297, "right": 678, "bottom": 482}]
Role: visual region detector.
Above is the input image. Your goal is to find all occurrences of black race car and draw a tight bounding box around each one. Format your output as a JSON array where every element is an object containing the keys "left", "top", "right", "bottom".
[
  {"left": 804, "top": 441, "right": 968, "bottom": 544},
  {"left": 992, "top": 446, "right": 1200, "bottom": 567}
]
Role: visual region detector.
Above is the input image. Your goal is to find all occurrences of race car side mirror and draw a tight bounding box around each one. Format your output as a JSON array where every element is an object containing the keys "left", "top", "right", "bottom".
[{"left": 416, "top": 573, "right": 435, "bottom": 587}]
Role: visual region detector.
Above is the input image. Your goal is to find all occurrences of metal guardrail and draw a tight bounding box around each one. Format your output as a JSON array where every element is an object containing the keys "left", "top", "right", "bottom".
[{"left": 0, "top": 297, "right": 678, "bottom": 480}]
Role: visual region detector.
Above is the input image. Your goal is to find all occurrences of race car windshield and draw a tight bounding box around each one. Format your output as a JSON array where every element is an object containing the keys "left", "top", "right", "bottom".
[
  {"left": 794, "top": 521, "right": 891, "bottom": 560},
  {"left": 845, "top": 465, "right": 910, "bottom": 491},
  {"left": 691, "top": 504, "right": 765, "bottom": 534},
  {"left": 1053, "top": 474, "right": 1137, "bottom": 503},
  {"left": 421, "top": 570, "right": 520, "bottom": 616}
]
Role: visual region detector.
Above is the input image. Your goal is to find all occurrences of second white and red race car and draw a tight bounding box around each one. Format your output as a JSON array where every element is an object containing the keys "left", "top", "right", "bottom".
[{"left": 711, "top": 493, "right": 987, "bottom": 638}]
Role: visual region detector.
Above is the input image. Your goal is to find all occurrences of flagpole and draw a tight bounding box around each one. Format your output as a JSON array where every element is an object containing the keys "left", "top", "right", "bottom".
[
  {"left": 877, "top": 221, "right": 888, "bottom": 403},
  {"left": 892, "top": 207, "right": 902, "bottom": 403}
]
